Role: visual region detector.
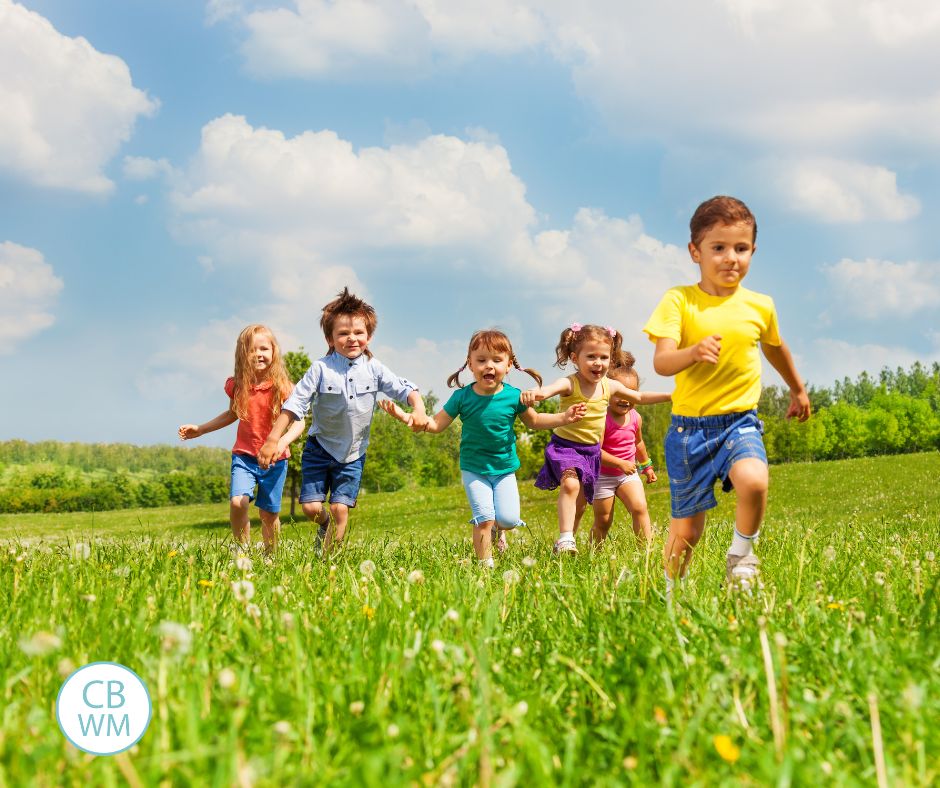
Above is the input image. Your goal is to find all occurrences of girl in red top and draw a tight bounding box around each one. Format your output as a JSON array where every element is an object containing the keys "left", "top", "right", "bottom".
[
  {"left": 179, "top": 325, "right": 304, "bottom": 553},
  {"left": 579, "top": 358, "right": 670, "bottom": 545}
]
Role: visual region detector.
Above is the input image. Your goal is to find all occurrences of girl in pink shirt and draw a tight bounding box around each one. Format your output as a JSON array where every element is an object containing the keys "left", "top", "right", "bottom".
[
  {"left": 179, "top": 325, "right": 304, "bottom": 554},
  {"left": 585, "top": 360, "right": 670, "bottom": 545}
]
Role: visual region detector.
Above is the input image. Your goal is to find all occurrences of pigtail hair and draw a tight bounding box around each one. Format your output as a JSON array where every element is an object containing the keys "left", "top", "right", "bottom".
[
  {"left": 609, "top": 329, "right": 636, "bottom": 373},
  {"left": 447, "top": 362, "right": 468, "bottom": 389},
  {"left": 511, "top": 353, "right": 543, "bottom": 387},
  {"left": 553, "top": 328, "right": 577, "bottom": 368}
]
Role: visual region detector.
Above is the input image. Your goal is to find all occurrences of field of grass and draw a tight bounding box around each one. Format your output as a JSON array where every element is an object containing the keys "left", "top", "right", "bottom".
[{"left": 1, "top": 452, "right": 938, "bottom": 785}]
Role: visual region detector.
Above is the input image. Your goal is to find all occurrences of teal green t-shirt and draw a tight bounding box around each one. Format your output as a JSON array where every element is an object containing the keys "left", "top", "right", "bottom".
[{"left": 443, "top": 383, "right": 528, "bottom": 475}]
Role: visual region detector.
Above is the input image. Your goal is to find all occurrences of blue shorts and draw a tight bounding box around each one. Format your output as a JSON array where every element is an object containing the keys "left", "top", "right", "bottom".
[
  {"left": 230, "top": 454, "right": 288, "bottom": 513},
  {"left": 299, "top": 436, "right": 365, "bottom": 508},
  {"left": 664, "top": 410, "right": 767, "bottom": 518},
  {"left": 461, "top": 470, "right": 525, "bottom": 529}
]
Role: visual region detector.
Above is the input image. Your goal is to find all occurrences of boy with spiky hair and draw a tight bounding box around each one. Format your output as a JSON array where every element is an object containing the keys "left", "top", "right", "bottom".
[
  {"left": 643, "top": 196, "right": 810, "bottom": 591},
  {"left": 259, "top": 287, "right": 428, "bottom": 553}
]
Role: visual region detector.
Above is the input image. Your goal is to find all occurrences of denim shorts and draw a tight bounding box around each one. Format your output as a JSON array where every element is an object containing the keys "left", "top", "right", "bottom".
[
  {"left": 230, "top": 454, "right": 288, "bottom": 513},
  {"left": 299, "top": 436, "right": 365, "bottom": 508},
  {"left": 460, "top": 470, "right": 525, "bottom": 529},
  {"left": 664, "top": 410, "right": 767, "bottom": 518}
]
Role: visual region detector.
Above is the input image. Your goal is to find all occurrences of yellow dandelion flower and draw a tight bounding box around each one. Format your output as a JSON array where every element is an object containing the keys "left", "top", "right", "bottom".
[
  {"left": 198, "top": 579, "right": 214, "bottom": 588},
  {"left": 827, "top": 602, "right": 844, "bottom": 611},
  {"left": 362, "top": 604, "right": 375, "bottom": 620},
  {"left": 653, "top": 707, "right": 668, "bottom": 726},
  {"left": 167, "top": 550, "right": 179, "bottom": 558},
  {"left": 713, "top": 734, "right": 740, "bottom": 763}
]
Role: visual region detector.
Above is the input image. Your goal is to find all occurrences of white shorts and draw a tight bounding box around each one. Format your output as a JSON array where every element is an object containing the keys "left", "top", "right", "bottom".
[{"left": 592, "top": 471, "right": 641, "bottom": 500}]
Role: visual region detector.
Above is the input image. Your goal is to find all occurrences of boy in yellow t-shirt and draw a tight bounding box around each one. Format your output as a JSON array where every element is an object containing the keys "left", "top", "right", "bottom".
[{"left": 643, "top": 196, "right": 811, "bottom": 591}]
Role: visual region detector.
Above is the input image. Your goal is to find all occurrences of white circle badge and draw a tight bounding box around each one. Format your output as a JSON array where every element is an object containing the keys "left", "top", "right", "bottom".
[{"left": 56, "top": 662, "right": 152, "bottom": 755}]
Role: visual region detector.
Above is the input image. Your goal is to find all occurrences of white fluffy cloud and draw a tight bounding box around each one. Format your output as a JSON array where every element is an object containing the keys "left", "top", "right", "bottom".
[
  {"left": 823, "top": 258, "right": 940, "bottom": 317},
  {"left": 158, "top": 115, "right": 688, "bottom": 393},
  {"left": 0, "top": 0, "right": 157, "bottom": 193},
  {"left": 780, "top": 159, "right": 920, "bottom": 222},
  {"left": 0, "top": 242, "right": 64, "bottom": 351}
]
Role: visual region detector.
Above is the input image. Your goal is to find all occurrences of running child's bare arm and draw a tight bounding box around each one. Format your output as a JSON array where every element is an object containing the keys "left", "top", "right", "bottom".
[
  {"left": 178, "top": 407, "right": 238, "bottom": 440},
  {"left": 607, "top": 378, "right": 643, "bottom": 405},
  {"left": 276, "top": 416, "right": 307, "bottom": 455},
  {"left": 634, "top": 417, "right": 657, "bottom": 483},
  {"left": 520, "top": 376, "right": 573, "bottom": 407},
  {"left": 652, "top": 336, "right": 722, "bottom": 376},
  {"left": 600, "top": 449, "right": 636, "bottom": 476},
  {"left": 519, "top": 402, "right": 587, "bottom": 430},
  {"left": 380, "top": 399, "right": 454, "bottom": 434},
  {"left": 761, "top": 340, "right": 811, "bottom": 422}
]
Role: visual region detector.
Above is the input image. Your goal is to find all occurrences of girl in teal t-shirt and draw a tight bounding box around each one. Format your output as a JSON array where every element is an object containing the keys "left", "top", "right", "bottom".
[{"left": 381, "top": 330, "right": 585, "bottom": 566}]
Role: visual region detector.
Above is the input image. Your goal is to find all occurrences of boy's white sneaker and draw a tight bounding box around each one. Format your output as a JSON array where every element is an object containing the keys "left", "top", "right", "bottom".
[
  {"left": 553, "top": 536, "right": 578, "bottom": 555},
  {"left": 726, "top": 552, "right": 760, "bottom": 591}
]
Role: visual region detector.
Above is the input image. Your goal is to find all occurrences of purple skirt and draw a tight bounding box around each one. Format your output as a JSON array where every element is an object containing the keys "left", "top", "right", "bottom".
[{"left": 535, "top": 434, "right": 602, "bottom": 503}]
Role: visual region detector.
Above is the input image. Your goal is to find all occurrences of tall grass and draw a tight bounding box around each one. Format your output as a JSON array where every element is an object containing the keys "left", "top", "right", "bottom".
[{"left": 1, "top": 453, "right": 938, "bottom": 785}]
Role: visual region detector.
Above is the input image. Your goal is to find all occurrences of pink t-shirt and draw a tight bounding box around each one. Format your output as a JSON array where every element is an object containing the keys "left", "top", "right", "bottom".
[
  {"left": 225, "top": 377, "right": 290, "bottom": 461},
  {"left": 600, "top": 409, "right": 640, "bottom": 476}
]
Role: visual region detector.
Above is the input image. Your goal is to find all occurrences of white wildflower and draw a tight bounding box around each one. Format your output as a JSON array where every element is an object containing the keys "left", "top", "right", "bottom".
[
  {"left": 431, "top": 639, "right": 446, "bottom": 654},
  {"left": 235, "top": 555, "right": 253, "bottom": 572},
  {"left": 245, "top": 603, "right": 262, "bottom": 619},
  {"left": 273, "top": 720, "right": 292, "bottom": 736},
  {"left": 19, "top": 631, "right": 62, "bottom": 656},
  {"left": 71, "top": 542, "right": 91, "bottom": 560},
  {"left": 281, "top": 612, "right": 295, "bottom": 629},
  {"left": 387, "top": 724, "right": 400, "bottom": 738},
  {"left": 231, "top": 580, "right": 255, "bottom": 602},
  {"left": 158, "top": 621, "right": 192, "bottom": 654},
  {"left": 515, "top": 701, "right": 528, "bottom": 716},
  {"left": 80, "top": 594, "right": 97, "bottom": 603},
  {"left": 218, "top": 668, "right": 237, "bottom": 689},
  {"left": 349, "top": 700, "right": 365, "bottom": 716},
  {"left": 445, "top": 609, "right": 460, "bottom": 623},
  {"left": 512, "top": 646, "right": 523, "bottom": 658},
  {"left": 874, "top": 572, "right": 886, "bottom": 586},
  {"left": 407, "top": 569, "right": 425, "bottom": 585}
]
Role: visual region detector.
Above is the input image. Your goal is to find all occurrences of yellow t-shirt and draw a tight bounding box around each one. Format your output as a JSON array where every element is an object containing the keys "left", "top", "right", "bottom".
[
  {"left": 554, "top": 375, "right": 609, "bottom": 444},
  {"left": 643, "top": 285, "right": 781, "bottom": 416}
]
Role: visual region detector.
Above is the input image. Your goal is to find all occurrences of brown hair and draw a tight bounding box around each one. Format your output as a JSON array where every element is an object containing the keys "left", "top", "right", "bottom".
[
  {"left": 447, "top": 329, "right": 543, "bottom": 389},
  {"left": 608, "top": 356, "right": 639, "bottom": 388},
  {"left": 553, "top": 324, "right": 632, "bottom": 370},
  {"left": 231, "top": 325, "right": 293, "bottom": 422},
  {"left": 689, "top": 196, "right": 757, "bottom": 247},
  {"left": 320, "top": 287, "right": 378, "bottom": 358}
]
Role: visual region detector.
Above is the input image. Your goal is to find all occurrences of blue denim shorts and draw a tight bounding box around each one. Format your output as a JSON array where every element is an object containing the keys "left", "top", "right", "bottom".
[
  {"left": 230, "top": 454, "right": 288, "bottom": 513},
  {"left": 664, "top": 410, "right": 767, "bottom": 518},
  {"left": 299, "top": 436, "right": 365, "bottom": 508}
]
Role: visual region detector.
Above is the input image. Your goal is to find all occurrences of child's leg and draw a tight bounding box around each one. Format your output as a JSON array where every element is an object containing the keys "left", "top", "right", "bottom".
[
  {"left": 229, "top": 496, "right": 251, "bottom": 545},
  {"left": 324, "top": 502, "right": 350, "bottom": 553},
  {"left": 727, "top": 458, "right": 768, "bottom": 539},
  {"left": 663, "top": 512, "right": 706, "bottom": 579},
  {"left": 617, "top": 479, "right": 652, "bottom": 542},
  {"left": 571, "top": 497, "right": 588, "bottom": 534},
  {"left": 590, "top": 496, "right": 616, "bottom": 544},
  {"left": 259, "top": 509, "right": 280, "bottom": 553},
  {"left": 301, "top": 501, "right": 329, "bottom": 527},
  {"left": 462, "top": 471, "right": 498, "bottom": 564},
  {"left": 557, "top": 470, "right": 583, "bottom": 537},
  {"left": 492, "top": 472, "right": 523, "bottom": 554}
]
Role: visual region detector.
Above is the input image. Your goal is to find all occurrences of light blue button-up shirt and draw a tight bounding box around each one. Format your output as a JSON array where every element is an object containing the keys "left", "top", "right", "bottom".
[{"left": 282, "top": 351, "right": 417, "bottom": 463}]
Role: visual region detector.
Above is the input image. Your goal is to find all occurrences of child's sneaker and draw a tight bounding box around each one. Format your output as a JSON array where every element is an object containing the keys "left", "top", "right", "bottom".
[
  {"left": 553, "top": 535, "right": 578, "bottom": 555},
  {"left": 492, "top": 526, "right": 508, "bottom": 554},
  {"left": 725, "top": 552, "right": 760, "bottom": 590}
]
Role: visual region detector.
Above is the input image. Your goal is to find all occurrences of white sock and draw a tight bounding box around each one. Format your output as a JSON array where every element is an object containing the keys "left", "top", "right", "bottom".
[
  {"left": 558, "top": 532, "right": 575, "bottom": 544},
  {"left": 664, "top": 569, "right": 674, "bottom": 592},
  {"left": 728, "top": 528, "right": 758, "bottom": 557}
]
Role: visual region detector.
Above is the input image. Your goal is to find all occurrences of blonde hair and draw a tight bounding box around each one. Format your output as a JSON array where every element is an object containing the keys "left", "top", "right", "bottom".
[
  {"left": 553, "top": 324, "right": 632, "bottom": 369},
  {"left": 231, "top": 325, "right": 293, "bottom": 422},
  {"left": 447, "top": 329, "right": 543, "bottom": 389}
]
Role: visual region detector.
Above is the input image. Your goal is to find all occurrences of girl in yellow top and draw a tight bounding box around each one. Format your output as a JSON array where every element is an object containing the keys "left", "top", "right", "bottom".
[{"left": 524, "top": 324, "right": 656, "bottom": 554}]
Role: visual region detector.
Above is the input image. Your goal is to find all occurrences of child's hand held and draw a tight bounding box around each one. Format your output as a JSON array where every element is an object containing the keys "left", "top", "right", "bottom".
[{"left": 643, "top": 467, "right": 657, "bottom": 484}]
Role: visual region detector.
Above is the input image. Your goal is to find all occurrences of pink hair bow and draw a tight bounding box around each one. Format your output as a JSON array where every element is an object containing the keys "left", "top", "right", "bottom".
[
  {"left": 570, "top": 322, "right": 582, "bottom": 333},
  {"left": 605, "top": 325, "right": 617, "bottom": 338}
]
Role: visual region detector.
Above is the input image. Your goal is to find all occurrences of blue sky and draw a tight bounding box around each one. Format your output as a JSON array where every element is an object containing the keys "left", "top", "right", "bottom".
[{"left": 2, "top": 0, "right": 939, "bottom": 448}]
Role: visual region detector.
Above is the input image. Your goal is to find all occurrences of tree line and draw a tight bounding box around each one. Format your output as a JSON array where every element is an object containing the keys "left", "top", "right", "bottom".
[{"left": 1, "top": 361, "right": 937, "bottom": 514}]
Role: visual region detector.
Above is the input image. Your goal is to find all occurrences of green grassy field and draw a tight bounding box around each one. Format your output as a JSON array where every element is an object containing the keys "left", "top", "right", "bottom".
[{"left": 1, "top": 453, "right": 938, "bottom": 785}]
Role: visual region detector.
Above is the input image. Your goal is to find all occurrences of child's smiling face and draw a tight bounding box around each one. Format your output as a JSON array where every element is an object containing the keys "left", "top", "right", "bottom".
[
  {"left": 689, "top": 220, "right": 755, "bottom": 297},
  {"left": 570, "top": 339, "right": 612, "bottom": 383},
  {"left": 608, "top": 371, "right": 638, "bottom": 415},
  {"left": 330, "top": 314, "right": 371, "bottom": 359},
  {"left": 249, "top": 332, "right": 274, "bottom": 379},
  {"left": 468, "top": 348, "right": 510, "bottom": 393}
]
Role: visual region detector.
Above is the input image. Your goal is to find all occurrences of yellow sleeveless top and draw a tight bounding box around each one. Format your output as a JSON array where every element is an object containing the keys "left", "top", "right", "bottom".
[{"left": 553, "top": 375, "right": 609, "bottom": 445}]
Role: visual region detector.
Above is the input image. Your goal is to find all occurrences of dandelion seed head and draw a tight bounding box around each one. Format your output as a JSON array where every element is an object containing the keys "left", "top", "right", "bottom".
[
  {"left": 349, "top": 700, "right": 365, "bottom": 716},
  {"left": 522, "top": 556, "right": 536, "bottom": 568},
  {"left": 231, "top": 580, "right": 255, "bottom": 602},
  {"left": 71, "top": 542, "right": 91, "bottom": 560},
  {"left": 445, "top": 609, "right": 459, "bottom": 622},
  {"left": 359, "top": 560, "right": 376, "bottom": 578},
  {"left": 235, "top": 556, "right": 252, "bottom": 572},
  {"left": 218, "top": 668, "right": 237, "bottom": 689},
  {"left": 407, "top": 569, "right": 425, "bottom": 585},
  {"left": 273, "top": 720, "right": 291, "bottom": 736},
  {"left": 158, "top": 621, "right": 192, "bottom": 654},
  {"left": 503, "top": 569, "right": 520, "bottom": 585},
  {"left": 19, "top": 631, "right": 62, "bottom": 657},
  {"left": 386, "top": 723, "right": 399, "bottom": 738},
  {"left": 431, "top": 639, "right": 445, "bottom": 654},
  {"left": 245, "top": 603, "right": 262, "bottom": 619}
]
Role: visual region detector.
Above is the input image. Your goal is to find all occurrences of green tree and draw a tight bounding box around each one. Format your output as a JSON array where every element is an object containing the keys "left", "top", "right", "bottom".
[{"left": 283, "top": 348, "right": 312, "bottom": 517}]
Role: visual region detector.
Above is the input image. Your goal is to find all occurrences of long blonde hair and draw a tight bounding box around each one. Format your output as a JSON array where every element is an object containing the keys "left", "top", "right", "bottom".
[
  {"left": 231, "top": 325, "right": 293, "bottom": 422},
  {"left": 447, "top": 329, "right": 543, "bottom": 389}
]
